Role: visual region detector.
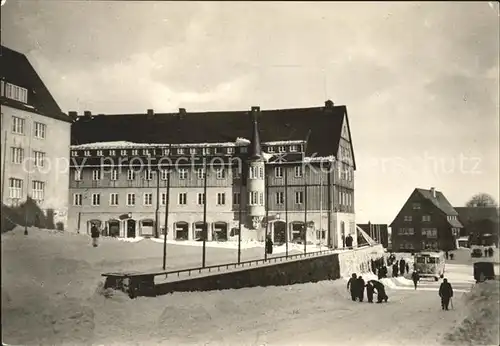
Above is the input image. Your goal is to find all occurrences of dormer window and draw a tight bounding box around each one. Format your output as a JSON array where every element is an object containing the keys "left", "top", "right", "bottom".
[
  {"left": 84, "top": 150, "right": 91, "bottom": 157},
  {"left": 240, "top": 147, "right": 248, "bottom": 153},
  {"left": 278, "top": 146, "right": 286, "bottom": 153},
  {"left": 143, "top": 149, "right": 150, "bottom": 156},
  {"left": 190, "top": 148, "right": 197, "bottom": 155},
  {"left": 267, "top": 146, "right": 275, "bottom": 153},
  {"left": 96, "top": 150, "right": 103, "bottom": 156},
  {"left": 227, "top": 147, "right": 235, "bottom": 154},
  {"left": 214, "top": 147, "right": 221, "bottom": 154},
  {"left": 120, "top": 150, "right": 127, "bottom": 156},
  {"left": 131, "top": 149, "right": 138, "bottom": 156},
  {"left": 177, "top": 148, "right": 185, "bottom": 155},
  {"left": 162, "top": 148, "right": 170, "bottom": 156},
  {"left": 5, "top": 82, "right": 28, "bottom": 104},
  {"left": 71, "top": 151, "right": 78, "bottom": 157},
  {"left": 290, "top": 145, "right": 298, "bottom": 152},
  {"left": 202, "top": 147, "right": 210, "bottom": 155},
  {"left": 109, "top": 150, "right": 116, "bottom": 156}
]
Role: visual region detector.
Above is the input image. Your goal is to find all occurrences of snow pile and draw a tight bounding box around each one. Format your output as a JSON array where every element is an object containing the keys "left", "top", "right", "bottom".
[
  {"left": 235, "top": 137, "right": 250, "bottom": 145},
  {"left": 443, "top": 281, "right": 500, "bottom": 346}
]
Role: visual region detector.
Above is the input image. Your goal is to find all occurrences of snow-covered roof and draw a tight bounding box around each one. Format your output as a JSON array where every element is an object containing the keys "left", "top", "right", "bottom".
[
  {"left": 303, "top": 155, "right": 336, "bottom": 163},
  {"left": 70, "top": 139, "right": 305, "bottom": 150}
]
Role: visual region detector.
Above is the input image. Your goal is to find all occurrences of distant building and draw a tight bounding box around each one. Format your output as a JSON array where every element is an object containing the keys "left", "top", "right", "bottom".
[
  {"left": 357, "top": 223, "right": 389, "bottom": 248},
  {"left": 0, "top": 45, "right": 73, "bottom": 228},
  {"left": 455, "top": 206, "right": 499, "bottom": 247},
  {"left": 389, "top": 187, "right": 463, "bottom": 252},
  {"left": 68, "top": 101, "right": 358, "bottom": 247}
]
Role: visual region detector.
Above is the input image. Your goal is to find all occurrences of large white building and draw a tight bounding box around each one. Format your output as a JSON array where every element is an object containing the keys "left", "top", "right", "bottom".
[{"left": 1, "top": 45, "right": 73, "bottom": 229}]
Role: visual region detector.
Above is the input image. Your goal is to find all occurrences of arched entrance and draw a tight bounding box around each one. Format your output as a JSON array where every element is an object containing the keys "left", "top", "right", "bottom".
[
  {"left": 213, "top": 222, "right": 228, "bottom": 241},
  {"left": 87, "top": 219, "right": 102, "bottom": 235},
  {"left": 140, "top": 219, "right": 155, "bottom": 237},
  {"left": 174, "top": 222, "right": 188, "bottom": 240},
  {"left": 291, "top": 221, "right": 305, "bottom": 243},
  {"left": 194, "top": 221, "right": 207, "bottom": 241},
  {"left": 108, "top": 219, "right": 120, "bottom": 237},
  {"left": 273, "top": 221, "right": 286, "bottom": 244},
  {"left": 126, "top": 219, "right": 136, "bottom": 238}
]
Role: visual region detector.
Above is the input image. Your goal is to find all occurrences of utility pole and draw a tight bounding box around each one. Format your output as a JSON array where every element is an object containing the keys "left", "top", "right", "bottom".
[
  {"left": 155, "top": 166, "right": 160, "bottom": 238},
  {"left": 162, "top": 166, "right": 171, "bottom": 270},
  {"left": 264, "top": 165, "right": 269, "bottom": 261},
  {"left": 303, "top": 165, "right": 308, "bottom": 254},
  {"left": 237, "top": 168, "right": 243, "bottom": 264},
  {"left": 202, "top": 161, "right": 208, "bottom": 268},
  {"left": 284, "top": 165, "right": 289, "bottom": 258}
]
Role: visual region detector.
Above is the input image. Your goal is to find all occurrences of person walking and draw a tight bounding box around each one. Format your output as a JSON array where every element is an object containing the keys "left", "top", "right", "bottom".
[
  {"left": 439, "top": 278, "right": 454, "bottom": 310},
  {"left": 366, "top": 281, "right": 375, "bottom": 303},
  {"left": 392, "top": 263, "right": 399, "bottom": 277},
  {"left": 399, "top": 259, "right": 406, "bottom": 275},
  {"left": 357, "top": 276, "right": 365, "bottom": 302},
  {"left": 90, "top": 223, "right": 100, "bottom": 247},
  {"left": 347, "top": 273, "right": 358, "bottom": 301},
  {"left": 411, "top": 270, "right": 420, "bottom": 290}
]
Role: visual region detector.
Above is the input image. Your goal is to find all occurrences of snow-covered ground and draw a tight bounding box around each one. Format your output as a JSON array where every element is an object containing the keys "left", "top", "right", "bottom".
[{"left": 2, "top": 228, "right": 498, "bottom": 345}]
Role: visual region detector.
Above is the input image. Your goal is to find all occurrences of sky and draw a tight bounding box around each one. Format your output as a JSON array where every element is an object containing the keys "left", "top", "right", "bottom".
[{"left": 1, "top": 1, "right": 499, "bottom": 224}]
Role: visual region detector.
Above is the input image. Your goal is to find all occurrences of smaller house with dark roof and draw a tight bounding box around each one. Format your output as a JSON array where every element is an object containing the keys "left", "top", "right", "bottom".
[
  {"left": 455, "top": 206, "right": 499, "bottom": 247},
  {"left": 390, "top": 187, "right": 463, "bottom": 252}
]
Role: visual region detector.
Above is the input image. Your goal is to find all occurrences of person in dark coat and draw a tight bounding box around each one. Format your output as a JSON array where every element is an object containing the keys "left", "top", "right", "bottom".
[
  {"left": 399, "top": 259, "right": 406, "bottom": 275},
  {"left": 405, "top": 262, "right": 410, "bottom": 274},
  {"left": 380, "top": 265, "right": 388, "bottom": 279},
  {"left": 368, "top": 280, "right": 388, "bottom": 303},
  {"left": 265, "top": 236, "right": 273, "bottom": 255},
  {"left": 347, "top": 273, "right": 358, "bottom": 301},
  {"left": 488, "top": 247, "right": 494, "bottom": 257},
  {"left": 484, "top": 248, "right": 488, "bottom": 257},
  {"left": 439, "top": 278, "right": 454, "bottom": 310},
  {"left": 392, "top": 263, "right": 399, "bottom": 277},
  {"left": 365, "top": 281, "right": 375, "bottom": 303},
  {"left": 345, "top": 234, "right": 353, "bottom": 249},
  {"left": 371, "top": 259, "right": 376, "bottom": 274},
  {"left": 357, "top": 276, "right": 365, "bottom": 302},
  {"left": 90, "top": 224, "right": 100, "bottom": 247},
  {"left": 411, "top": 270, "right": 420, "bottom": 290}
]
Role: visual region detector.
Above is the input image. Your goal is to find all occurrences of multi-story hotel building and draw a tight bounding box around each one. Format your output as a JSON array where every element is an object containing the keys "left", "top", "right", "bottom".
[
  {"left": 68, "top": 100, "right": 357, "bottom": 248},
  {"left": 1, "top": 45, "right": 72, "bottom": 228}
]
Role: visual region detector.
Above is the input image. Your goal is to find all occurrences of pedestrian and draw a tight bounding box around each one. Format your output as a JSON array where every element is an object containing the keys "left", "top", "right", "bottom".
[
  {"left": 347, "top": 273, "right": 358, "bottom": 301},
  {"left": 371, "top": 259, "right": 376, "bottom": 274},
  {"left": 488, "top": 247, "right": 494, "bottom": 257},
  {"left": 357, "top": 276, "right": 365, "bottom": 302},
  {"left": 266, "top": 236, "right": 273, "bottom": 255},
  {"left": 368, "top": 280, "right": 388, "bottom": 303},
  {"left": 91, "top": 223, "right": 100, "bottom": 247},
  {"left": 366, "top": 281, "right": 374, "bottom": 303},
  {"left": 399, "top": 259, "right": 406, "bottom": 275},
  {"left": 411, "top": 270, "right": 420, "bottom": 290},
  {"left": 405, "top": 262, "right": 410, "bottom": 274},
  {"left": 445, "top": 251, "right": 449, "bottom": 260},
  {"left": 381, "top": 265, "right": 388, "bottom": 278},
  {"left": 438, "top": 278, "right": 454, "bottom": 311},
  {"left": 345, "top": 234, "right": 353, "bottom": 249},
  {"left": 392, "top": 263, "right": 399, "bottom": 277},
  {"left": 484, "top": 248, "right": 488, "bottom": 257}
]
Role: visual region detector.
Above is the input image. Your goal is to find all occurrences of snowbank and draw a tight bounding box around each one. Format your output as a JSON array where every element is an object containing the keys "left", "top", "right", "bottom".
[{"left": 443, "top": 281, "right": 500, "bottom": 345}]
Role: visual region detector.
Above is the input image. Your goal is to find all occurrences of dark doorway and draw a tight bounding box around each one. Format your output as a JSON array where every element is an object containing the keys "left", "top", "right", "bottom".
[
  {"left": 274, "top": 221, "right": 286, "bottom": 244},
  {"left": 213, "top": 222, "right": 228, "bottom": 241},
  {"left": 194, "top": 222, "right": 207, "bottom": 241},
  {"left": 175, "top": 222, "right": 189, "bottom": 240},
  {"left": 127, "top": 219, "right": 136, "bottom": 238},
  {"left": 108, "top": 220, "right": 120, "bottom": 237},
  {"left": 291, "top": 222, "right": 305, "bottom": 243}
]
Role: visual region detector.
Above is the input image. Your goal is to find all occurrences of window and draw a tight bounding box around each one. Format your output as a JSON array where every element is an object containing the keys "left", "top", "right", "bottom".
[
  {"left": 422, "top": 241, "right": 438, "bottom": 250},
  {"left": 110, "top": 169, "right": 118, "bottom": 181},
  {"left": 189, "top": 148, "right": 197, "bottom": 155},
  {"left": 233, "top": 192, "right": 241, "bottom": 205},
  {"left": 178, "top": 192, "right": 187, "bottom": 205},
  {"left": 6, "top": 83, "right": 28, "bottom": 103},
  {"left": 120, "top": 150, "right": 127, "bottom": 156},
  {"left": 259, "top": 167, "right": 264, "bottom": 178},
  {"left": 278, "top": 146, "right": 286, "bottom": 153},
  {"left": 276, "top": 191, "right": 285, "bottom": 205},
  {"left": 73, "top": 193, "right": 82, "bottom": 206},
  {"left": 34, "top": 122, "right": 46, "bottom": 139},
  {"left": 177, "top": 148, "right": 185, "bottom": 155},
  {"left": 127, "top": 193, "right": 136, "bottom": 206},
  {"left": 162, "top": 148, "right": 170, "bottom": 156},
  {"left": 267, "top": 146, "right": 275, "bottom": 153},
  {"left": 404, "top": 216, "right": 412, "bottom": 222},
  {"left": 127, "top": 169, "right": 135, "bottom": 180},
  {"left": 233, "top": 168, "right": 241, "bottom": 179},
  {"left": 143, "top": 149, "right": 150, "bottom": 156},
  {"left": 227, "top": 147, "right": 235, "bottom": 154},
  {"left": 84, "top": 150, "right": 91, "bottom": 157},
  {"left": 248, "top": 191, "right": 258, "bottom": 205},
  {"left": 216, "top": 168, "right": 225, "bottom": 179},
  {"left": 259, "top": 192, "right": 264, "bottom": 205},
  {"left": 110, "top": 193, "right": 119, "bottom": 206},
  {"left": 398, "top": 227, "right": 415, "bottom": 235},
  {"left": 144, "top": 193, "right": 153, "bottom": 206},
  {"left": 131, "top": 149, "right": 138, "bottom": 156},
  {"left": 160, "top": 193, "right": 167, "bottom": 205},
  {"left": 217, "top": 193, "right": 226, "bottom": 205},
  {"left": 74, "top": 170, "right": 82, "bottom": 181},
  {"left": 109, "top": 150, "right": 116, "bottom": 156},
  {"left": 202, "top": 147, "right": 210, "bottom": 155},
  {"left": 33, "top": 151, "right": 45, "bottom": 167},
  {"left": 9, "top": 178, "right": 23, "bottom": 199},
  {"left": 145, "top": 169, "right": 153, "bottom": 181},
  {"left": 178, "top": 168, "right": 187, "bottom": 180},
  {"left": 412, "top": 203, "right": 421, "bottom": 210},
  {"left": 295, "top": 191, "right": 304, "bottom": 204},
  {"left": 11, "top": 147, "right": 24, "bottom": 164},
  {"left": 32, "top": 181, "right": 45, "bottom": 201},
  {"left": 197, "top": 193, "right": 205, "bottom": 205},
  {"left": 197, "top": 168, "right": 206, "bottom": 180},
  {"left": 92, "top": 169, "right": 101, "bottom": 180},
  {"left": 71, "top": 151, "right": 78, "bottom": 157},
  {"left": 290, "top": 145, "right": 298, "bottom": 152},
  {"left": 294, "top": 166, "right": 303, "bottom": 177},
  {"left": 96, "top": 150, "right": 103, "bottom": 156},
  {"left": 400, "top": 242, "right": 415, "bottom": 250},
  {"left": 249, "top": 166, "right": 261, "bottom": 179},
  {"left": 12, "top": 116, "right": 25, "bottom": 134},
  {"left": 91, "top": 193, "right": 100, "bottom": 206},
  {"left": 422, "top": 215, "right": 431, "bottom": 222},
  {"left": 161, "top": 169, "right": 169, "bottom": 180},
  {"left": 240, "top": 147, "right": 248, "bottom": 153},
  {"left": 422, "top": 228, "right": 437, "bottom": 238},
  {"left": 275, "top": 167, "right": 283, "bottom": 178}
]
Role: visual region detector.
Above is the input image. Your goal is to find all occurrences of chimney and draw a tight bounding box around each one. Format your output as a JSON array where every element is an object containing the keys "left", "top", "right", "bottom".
[
  {"left": 325, "top": 100, "right": 334, "bottom": 108},
  {"left": 147, "top": 109, "right": 154, "bottom": 119},
  {"left": 178, "top": 108, "right": 186, "bottom": 119},
  {"left": 430, "top": 187, "right": 436, "bottom": 198},
  {"left": 83, "top": 111, "right": 92, "bottom": 117},
  {"left": 68, "top": 111, "right": 77, "bottom": 118}
]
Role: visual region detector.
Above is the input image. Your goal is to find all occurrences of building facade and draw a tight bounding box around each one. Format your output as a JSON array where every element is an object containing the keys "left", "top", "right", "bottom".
[
  {"left": 1, "top": 45, "right": 72, "bottom": 229},
  {"left": 455, "top": 206, "right": 499, "bottom": 247},
  {"left": 68, "top": 101, "right": 357, "bottom": 248},
  {"left": 357, "top": 223, "right": 389, "bottom": 248},
  {"left": 390, "top": 187, "right": 463, "bottom": 252}
]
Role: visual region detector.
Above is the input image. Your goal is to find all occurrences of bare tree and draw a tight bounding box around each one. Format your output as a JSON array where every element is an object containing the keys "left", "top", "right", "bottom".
[{"left": 465, "top": 193, "right": 498, "bottom": 207}]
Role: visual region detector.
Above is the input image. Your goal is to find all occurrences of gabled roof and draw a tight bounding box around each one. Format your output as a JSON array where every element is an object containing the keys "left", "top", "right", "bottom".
[
  {"left": 415, "top": 188, "right": 458, "bottom": 216},
  {"left": 455, "top": 207, "right": 500, "bottom": 225},
  {"left": 0, "top": 45, "right": 71, "bottom": 123},
  {"left": 70, "top": 101, "right": 355, "bottom": 165}
]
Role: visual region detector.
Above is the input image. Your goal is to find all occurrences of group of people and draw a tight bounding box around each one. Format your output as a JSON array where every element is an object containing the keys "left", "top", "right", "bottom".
[{"left": 347, "top": 273, "right": 389, "bottom": 304}]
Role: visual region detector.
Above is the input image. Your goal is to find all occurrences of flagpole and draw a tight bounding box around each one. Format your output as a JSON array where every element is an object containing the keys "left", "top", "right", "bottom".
[
  {"left": 162, "top": 164, "right": 171, "bottom": 270},
  {"left": 237, "top": 164, "right": 243, "bottom": 264},
  {"left": 303, "top": 165, "right": 308, "bottom": 254},
  {"left": 202, "top": 160, "right": 208, "bottom": 268},
  {"left": 285, "top": 166, "right": 289, "bottom": 258},
  {"left": 264, "top": 164, "right": 269, "bottom": 261}
]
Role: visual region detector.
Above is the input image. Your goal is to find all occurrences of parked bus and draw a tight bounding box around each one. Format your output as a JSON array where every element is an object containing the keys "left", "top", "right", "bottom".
[{"left": 414, "top": 251, "right": 446, "bottom": 281}]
